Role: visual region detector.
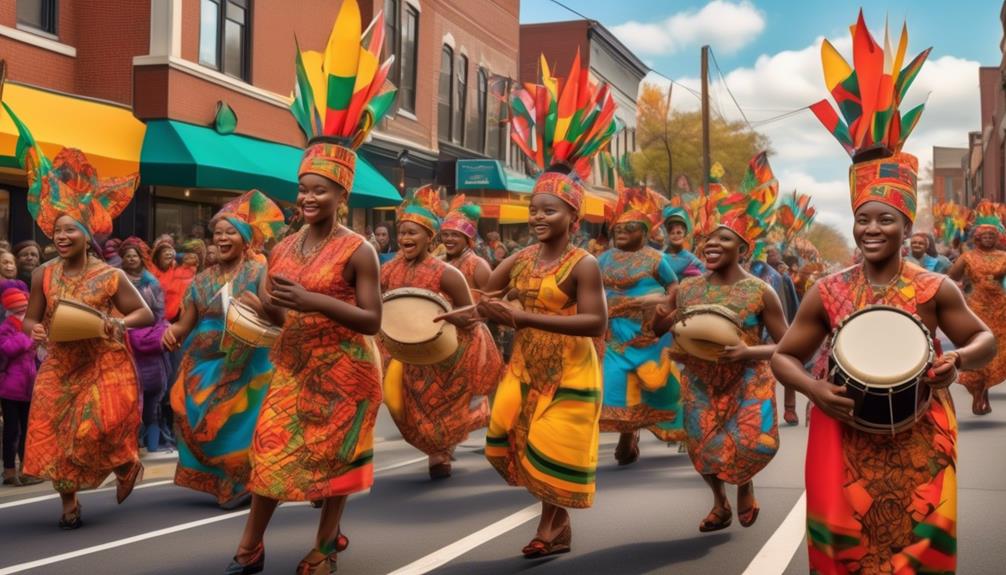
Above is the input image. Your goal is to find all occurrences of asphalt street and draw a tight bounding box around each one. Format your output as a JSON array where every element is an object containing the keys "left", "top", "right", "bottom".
[{"left": 0, "top": 383, "right": 1003, "bottom": 574}]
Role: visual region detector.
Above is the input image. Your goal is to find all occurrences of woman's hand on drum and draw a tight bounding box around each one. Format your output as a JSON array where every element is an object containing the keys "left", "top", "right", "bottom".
[
  {"left": 103, "top": 316, "right": 125, "bottom": 342},
  {"left": 238, "top": 291, "right": 267, "bottom": 318},
  {"left": 269, "top": 276, "right": 316, "bottom": 312},
  {"left": 923, "top": 352, "right": 959, "bottom": 390},
  {"left": 30, "top": 323, "right": 47, "bottom": 344},
  {"left": 477, "top": 298, "right": 520, "bottom": 329},
  {"left": 634, "top": 293, "right": 670, "bottom": 310},
  {"left": 434, "top": 305, "right": 482, "bottom": 330},
  {"left": 718, "top": 342, "right": 750, "bottom": 362},
  {"left": 808, "top": 380, "right": 856, "bottom": 423}
]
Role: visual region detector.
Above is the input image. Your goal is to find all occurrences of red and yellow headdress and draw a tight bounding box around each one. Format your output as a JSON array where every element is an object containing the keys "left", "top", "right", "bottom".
[
  {"left": 291, "top": 0, "right": 397, "bottom": 193},
  {"left": 211, "top": 190, "right": 286, "bottom": 251},
  {"left": 716, "top": 152, "right": 778, "bottom": 252},
  {"left": 397, "top": 185, "right": 445, "bottom": 235},
  {"left": 932, "top": 201, "right": 970, "bottom": 245},
  {"left": 810, "top": 11, "right": 930, "bottom": 223},
  {"left": 510, "top": 51, "right": 618, "bottom": 214},
  {"left": 970, "top": 201, "right": 1005, "bottom": 237},
  {"left": 607, "top": 187, "right": 666, "bottom": 231},
  {"left": 441, "top": 195, "right": 481, "bottom": 242}
]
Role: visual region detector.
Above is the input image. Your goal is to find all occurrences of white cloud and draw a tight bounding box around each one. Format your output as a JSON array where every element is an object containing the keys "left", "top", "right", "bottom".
[{"left": 611, "top": 1, "right": 766, "bottom": 56}]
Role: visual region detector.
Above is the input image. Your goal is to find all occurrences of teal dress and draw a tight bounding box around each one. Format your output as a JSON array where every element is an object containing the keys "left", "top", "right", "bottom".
[
  {"left": 171, "top": 259, "right": 273, "bottom": 504},
  {"left": 665, "top": 248, "right": 705, "bottom": 279},
  {"left": 598, "top": 246, "right": 684, "bottom": 441}
]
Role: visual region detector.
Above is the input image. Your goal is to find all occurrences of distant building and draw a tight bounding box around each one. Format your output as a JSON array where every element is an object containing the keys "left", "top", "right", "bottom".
[{"left": 932, "top": 147, "right": 968, "bottom": 204}]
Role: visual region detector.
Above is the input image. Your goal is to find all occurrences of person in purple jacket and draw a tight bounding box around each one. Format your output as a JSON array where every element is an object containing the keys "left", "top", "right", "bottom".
[{"left": 0, "top": 288, "right": 43, "bottom": 486}]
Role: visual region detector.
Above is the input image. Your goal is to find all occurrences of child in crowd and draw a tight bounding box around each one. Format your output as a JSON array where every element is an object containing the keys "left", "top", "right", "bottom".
[{"left": 0, "top": 288, "right": 42, "bottom": 486}]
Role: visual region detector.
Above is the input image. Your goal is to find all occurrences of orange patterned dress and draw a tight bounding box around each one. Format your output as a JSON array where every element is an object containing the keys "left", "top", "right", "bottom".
[
  {"left": 380, "top": 255, "right": 503, "bottom": 458},
  {"left": 248, "top": 230, "right": 382, "bottom": 501},
  {"left": 807, "top": 264, "right": 957, "bottom": 574},
  {"left": 23, "top": 257, "right": 140, "bottom": 493},
  {"left": 956, "top": 249, "right": 1006, "bottom": 395},
  {"left": 444, "top": 249, "right": 486, "bottom": 300}
]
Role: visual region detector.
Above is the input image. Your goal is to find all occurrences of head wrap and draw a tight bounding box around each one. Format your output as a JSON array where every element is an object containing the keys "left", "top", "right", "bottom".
[
  {"left": 662, "top": 206, "right": 693, "bottom": 234},
  {"left": 810, "top": 11, "right": 931, "bottom": 223},
  {"left": 119, "top": 236, "right": 153, "bottom": 268},
  {"left": 441, "top": 195, "right": 481, "bottom": 242},
  {"left": 211, "top": 190, "right": 286, "bottom": 251},
  {"left": 397, "top": 185, "right": 444, "bottom": 235},
  {"left": 608, "top": 187, "right": 665, "bottom": 231},
  {"left": 1, "top": 288, "right": 28, "bottom": 313},
  {"left": 290, "top": 0, "right": 398, "bottom": 195},
  {"left": 510, "top": 50, "right": 618, "bottom": 214},
  {"left": 970, "top": 201, "right": 1005, "bottom": 237}
]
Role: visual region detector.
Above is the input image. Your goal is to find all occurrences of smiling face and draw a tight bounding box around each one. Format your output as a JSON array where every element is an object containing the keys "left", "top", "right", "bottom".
[
  {"left": 664, "top": 220, "right": 687, "bottom": 250},
  {"left": 297, "top": 173, "right": 346, "bottom": 226},
  {"left": 375, "top": 225, "right": 391, "bottom": 249},
  {"left": 612, "top": 222, "right": 646, "bottom": 251},
  {"left": 120, "top": 247, "right": 143, "bottom": 274},
  {"left": 156, "top": 246, "right": 176, "bottom": 270},
  {"left": 853, "top": 201, "right": 910, "bottom": 264},
  {"left": 977, "top": 229, "right": 999, "bottom": 250},
  {"left": 528, "top": 193, "right": 576, "bottom": 244},
  {"left": 213, "top": 219, "right": 246, "bottom": 264},
  {"left": 909, "top": 234, "right": 928, "bottom": 258},
  {"left": 441, "top": 229, "right": 470, "bottom": 257},
  {"left": 397, "top": 221, "right": 432, "bottom": 261},
  {"left": 703, "top": 226, "right": 747, "bottom": 271},
  {"left": 15, "top": 245, "right": 40, "bottom": 274},
  {"left": 0, "top": 252, "right": 17, "bottom": 279},
  {"left": 52, "top": 215, "right": 88, "bottom": 260}
]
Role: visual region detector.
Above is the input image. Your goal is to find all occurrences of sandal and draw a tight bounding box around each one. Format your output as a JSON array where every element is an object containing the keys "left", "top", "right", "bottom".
[
  {"left": 296, "top": 550, "right": 336, "bottom": 575},
  {"left": 739, "top": 504, "right": 760, "bottom": 527},
  {"left": 58, "top": 502, "right": 83, "bottom": 530},
  {"left": 698, "top": 506, "right": 732, "bottom": 532},
  {"left": 225, "top": 542, "right": 264, "bottom": 575},
  {"left": 116, "top": 461, "right": 144, "bottom": 504},
  {"left": 614, "top": 432, "right": 640, "bottom": 466},
  {"left": 783, "top": 404, "right": 799, "bottom": 426},
  {"left": 522, "top": 524, "right": 572, "bottom": 559}
]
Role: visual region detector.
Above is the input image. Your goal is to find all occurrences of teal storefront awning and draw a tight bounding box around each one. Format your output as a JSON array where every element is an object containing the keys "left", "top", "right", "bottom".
[
  {"left": 456, "top": 159, "right": 534, "bottom": 194},
  {"left": 140, "top": 120, "right": 401, "bottom": 208}
]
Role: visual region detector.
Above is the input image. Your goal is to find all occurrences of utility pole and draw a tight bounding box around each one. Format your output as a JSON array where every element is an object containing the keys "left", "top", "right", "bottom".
[{"left": 700, "top": 45, "right": 711, "bottom": 194}]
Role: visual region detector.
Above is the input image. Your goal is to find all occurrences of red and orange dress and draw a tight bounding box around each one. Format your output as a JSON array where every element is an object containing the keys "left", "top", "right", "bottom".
[
  {"left": 445, "top": 249, "right": 485, "bottom": 299},
  {"left": 248, "top": 230, "right": 382, "bottom": 500},
  {"left": 955, "top": 248, "right": 1006, "bottom": 398},
  {"left": 380, "top": 255, "right": 503, "bottom": 459},
  {"left": 807, "top": 264, "right": 957, "bottom": 574},
  {"left": 23, "top": 257, "right": 141, "bottom": 493}
]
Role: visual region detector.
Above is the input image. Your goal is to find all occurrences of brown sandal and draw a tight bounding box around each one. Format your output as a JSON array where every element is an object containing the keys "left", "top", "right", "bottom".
[
  {"left": 783, "top": 404, "right": 799, "bottom": 426},
  {"left": 739, "top": 504, "right": 760, "bottom": 527},
  {"left": 522, "top": 524, "right": 572, "bottom": 558},
  {"left": 615, "top": 432, "right": 640, "bottom": 466},
  {"left": 699, "top": 506, "right": 732, "bottom": 532},
  {"left": 296, "top": 550, "right": 335, "bottom": 574}
]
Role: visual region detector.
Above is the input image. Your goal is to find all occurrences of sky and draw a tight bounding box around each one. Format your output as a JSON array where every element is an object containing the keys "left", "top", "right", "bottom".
[{"left": 519, "top": 0, "right": 1004, "bottom": 240}]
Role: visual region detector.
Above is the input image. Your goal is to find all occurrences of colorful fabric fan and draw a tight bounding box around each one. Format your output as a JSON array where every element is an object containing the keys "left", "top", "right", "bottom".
[
  {"left": 608, "top": 187, "right": 666, "bottom": 231},
  {"left": 776, "top": 190, "right": 817, "bottom": 247},
  {"left": 441, "top": 195, "right": 481, "bottom": 242},
  {"left": 212, "top": 190, "right": 286, "bottom": 251},
  {"left": 810, "top": 11, "right": 929, "bottom": 222},
  {"left": 932, "top": 201, "right": 969, "bottom": 245},
  {"left": 291, "top": 0, "right": 397, "bottom": 193},
  {"left": 510, "top": 50, "right": 619, "bottom": 212},
  {"left": 970, "top": 201, "right": 1005, "bottom": 236},
  {"left": 397, "top": 185, "right": 445, "bottom": 235}
]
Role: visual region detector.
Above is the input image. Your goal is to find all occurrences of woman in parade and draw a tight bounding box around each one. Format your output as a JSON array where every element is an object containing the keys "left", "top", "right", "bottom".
[
  {"left": 475, "top": 53, "right": 610, "bottom": 557},
  {"left": 374, "top": 221, "right": 396, "bottom": 265},
  {"left": 598, "top": 187, "right": 683, "bottom": 465},
  {"left": 773, "top": 15, "right": 996, "bottom": 572},
  {"left": 653, "top": 209, "right": 788, "bottom": 532},
  {"left": 908, "top": 231, "right": 952, "bottom": 274},
  {"left": 162, "top": 191, "right": 284, "bottom": 508},
  {"left": 440, "top": 196, "right": 493, "bottom": 294},
  {"left": 12, "top": 136, "right": 154, "bottom": 528},
  {"left": 228, "top": 2, "right": 389, "bottom": 571},
  {"left": 381, "top": 187, "right": 503, "bottom": 479},
  {"left": 662, "top": 206, "right": 705, "bottom": 279},
  {"left": 948, "top": 201, "right": 1006, "bottom": 415}
]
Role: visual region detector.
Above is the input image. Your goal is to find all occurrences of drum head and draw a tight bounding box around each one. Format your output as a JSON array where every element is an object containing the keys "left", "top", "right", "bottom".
[
  {"left": 833, "top": 308, "right": 931, "bottom": 387},
  {"left": 382, "top": 289, "right": 449, "bottom": 344}
]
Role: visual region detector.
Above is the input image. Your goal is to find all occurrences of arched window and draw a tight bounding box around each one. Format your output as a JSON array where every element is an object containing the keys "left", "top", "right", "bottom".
[
  {"left": 454, "top": 54, "right": 468, "bottom": 145},
  {"left": 438, "top": 45, "right": 453, "bottom": 142}
]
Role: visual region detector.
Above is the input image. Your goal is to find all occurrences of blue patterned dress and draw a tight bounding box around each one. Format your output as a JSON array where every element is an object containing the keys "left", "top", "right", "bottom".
[{"left": 665, "top": 248, "right": 705, "bottom": 279}]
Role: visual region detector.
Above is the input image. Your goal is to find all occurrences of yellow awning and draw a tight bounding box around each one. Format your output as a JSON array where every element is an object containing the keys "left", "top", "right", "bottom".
[
  {"left": 499, "top": 203, "right": 529, "bottom": 224},
  {"left": 0, "top": 82, "right": 145, "bottom": 177},
  {"left": 583, "top": 194, "right": 612, "bottom": 223}
]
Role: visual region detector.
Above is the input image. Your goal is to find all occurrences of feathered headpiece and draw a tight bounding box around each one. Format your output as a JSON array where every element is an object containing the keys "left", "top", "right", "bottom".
[
  {"left": 441, "top": 195, "right": 482, "bottom": 241},
  {"left": 607, "top": 187, "right": 666, "bottom": 231},
  {"left": 932, "top": 201, "right": 969, "bottom": 245},
  {"left": 291, "top": 0, "right": 397, "bottom": 193},
  {"left": 810, "top": 11, "right": 929, "bottom": 223},
  {"left": 397, "top": 185, "right": 445, "bottom": 235},
  {"left": 510, "top": 50, "right": 619, "bottom": 213},
  {"left": 970, "top": 201, "right": 1005, "bottom": 236},
  {"left": 212, "top": 190, "right": 286, "bottom": 251},
  {"left": 716, "top": 152, "right": 778, "bottom": 254},
  {"left": 776, "top": 190, "right": 817, "bottom": 248}
]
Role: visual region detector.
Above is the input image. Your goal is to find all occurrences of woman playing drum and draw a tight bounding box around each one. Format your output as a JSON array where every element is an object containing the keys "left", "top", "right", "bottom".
[
  {"left": 161, "top": 191, "right": 284, "bottom": 509},
  {"left": 381, "top": 187, "right": 503, "bottom": 479},
  {"left": 653, "top": 210, "right": 788, "bottom": 533},
  {"left": 947, "top": 201, "right": 1006, "bottom": 415},
  {"left": 771, "top": 15, "right": 996, "bottom": 573},
  {"left": 598, "top": 187, "right": 683, "bottom": 465}
]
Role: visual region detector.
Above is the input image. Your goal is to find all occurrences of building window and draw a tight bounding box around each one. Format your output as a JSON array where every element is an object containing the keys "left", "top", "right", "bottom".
[
  {"left": 199, "top": 0, "right": 250, "bottom": 80},
  {"left": 475, "top": 68, "right": 488, "bottom": 154},
  {"left": 17, "top": 0, "right": 58, "bottom": 35},
  {"left": 454, "top": 55, "right": 468, "bottom": 145},
  {"left": 382, "top": 1, "right": 418, "bottom": 114},
  {"left": 384, "top": 0, "right": 400, "bottom": 91},
  {"left": 438, "top": 45, "right": 453, "bottom": 142}
]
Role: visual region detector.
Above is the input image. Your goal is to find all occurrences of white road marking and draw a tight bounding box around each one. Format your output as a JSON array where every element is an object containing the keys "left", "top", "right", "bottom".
[
  {"left": 0, "top": 480, "right": 173, "bottom": 510},
  {"left": 386, "top": 504, "right": 541, "bottom": 575},
  {"left": 0, "top": 455, "right": 428, "bottom": 574},
  {"left": 741, "top": 491, "right": 807, "bottom": 575}
]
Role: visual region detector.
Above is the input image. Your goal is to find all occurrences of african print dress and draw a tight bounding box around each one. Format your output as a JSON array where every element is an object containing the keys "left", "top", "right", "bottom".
[
  {"left": 445, "top": 249, "right": 485, "bottom": 299},
  {"left": 380, "top": 255, "right": 503, "bottom": 458},
  {"left": 597, "top": 247, "right": 683, "bottom": 441},
  {"left": 955, "top": 249, "right": 1006, "bottom": 395},
  {"left": 807, "top": 264, "right": 957, "bottom": 574},
  {"left": 23, "top": 257, "right": 140, "bottom": 492},
  {"left": 485, "top": 245, "right": 602, "bottom": 508},
  {"left": 674, "top": 275, "right": 779, "bottom": 485},
  {"left": 170, "top": 259, "right": 272, "bottom": 504},
  {"left": 248, "top": 231, "right": 382, "bottom": 501},
  {"left": 665, "top": 248, "right": 705, "bottom": 279}
]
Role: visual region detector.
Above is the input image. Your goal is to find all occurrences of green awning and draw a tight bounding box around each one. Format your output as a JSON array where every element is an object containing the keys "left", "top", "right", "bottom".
[
  {"left": 456, "top": 159, "right": 533, "bottom": 194},
  {"left": 140, "top": 120, "right": 401, "bottom": 207}
]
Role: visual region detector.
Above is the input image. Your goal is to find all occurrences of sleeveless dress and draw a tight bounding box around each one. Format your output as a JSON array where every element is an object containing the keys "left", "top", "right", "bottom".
[
  {"left": 807, "top": 264, "right": 957, "bottom": 574},
  {"left": 955, "top": 249, "right": 1006, "bottom": 396},
  {"left": 171, "top": 259, "right": 273, "bottom": 503},
  {"left": 597, "top": 246, "right": 684, "bottom": 441},
  {"left": 380, "top": 255, "right": 503, "bottom": 458},
  {"left": 674, "top": 275, "right": 779, "bottom": 484},
  {"left": 444, "top": 249, "right": 485, "bottom": 298},
  {"left": 485, "top": 245, "right": 602, "bottom": 508},
  {"left": 248, "top": 231, "right": 382, "bottom": 501},
  {"left": 23, "top": 257, "right": 140, "bottom": 492}
]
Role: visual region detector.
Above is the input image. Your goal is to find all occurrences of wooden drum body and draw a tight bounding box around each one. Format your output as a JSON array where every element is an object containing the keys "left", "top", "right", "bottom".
[
  {"left": 829, "top": 305, "right": 934, "bottom": 434},
  {"left": 225, "top": 300, "right": 281, "bottom": 348},
  {"left": 671, "top": 304, "right": 743, "bottom": 361},
  {"left": 49, "top": 300, "right": 106, "bottom": 342},
  {"left": 380, "top": 287, "right": 458, "bottom": 365}
]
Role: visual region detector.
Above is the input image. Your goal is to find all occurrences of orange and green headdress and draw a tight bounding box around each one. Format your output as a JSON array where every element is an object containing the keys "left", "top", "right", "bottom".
[
  {"left": 776, "top": 190, "right": 817, "bottom": 248},
  {"left": 716, "top": 152, "right": 778, "bottom": 254},
  {"left": 607, "top": 187, "right": 665, "bottom": 231},
  {"left": 397, "top": 185, "right": 445, "bottom": 235},
  {"left": 970, "top": 201, "right": 1005, "bottom": 237},
  {"left": 291, "top": 0, "right": 397, "bottom": 193},
  {"left": 441, "top": 195, "right": 481, "bottom": 242},
  {"left": 510, "top": 50, "right": 618, "bottom": 214},
  {"left": 211, "top": 190, "right": 286, "bottom": 251},
  {"left": 932, "top": 201, "right": 969, "bottom": 245},
  {"left": 810, "top": 11, "right": 930, "bottom": 223}
]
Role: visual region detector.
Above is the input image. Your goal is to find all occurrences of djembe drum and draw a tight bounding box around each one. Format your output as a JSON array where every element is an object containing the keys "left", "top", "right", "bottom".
[
  {"left": 380, "top": 287, "right": 459, "bottom": 365},
  {"left": 670, "top": 304, "right": 744, "bottom": 361},
  {"left": 49, "top": 300, "right": 107, "bottom": 342}
]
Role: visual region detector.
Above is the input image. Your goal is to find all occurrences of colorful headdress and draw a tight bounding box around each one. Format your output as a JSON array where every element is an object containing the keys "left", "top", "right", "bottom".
[
  {"left": 932, "top": 201, "right": 970, "bottom": 245},
  {"left": 776, "top": 190, "right": 817, "bottom": 248},
  {"left": 441, "top": 195, "right": 481, "bottom": 241},
  {"left": 661, "top": 206, "right": 693, "bottom": 234},
  {"left": 291, "top": 0, "right": 397, "bottom": 193},
  {"left": 510, "top": 51, "right": 619, "bottom": 213},
  {"left": 397, "top": 185, "right": 444, "bottom": 235},
  {"left": 970, "top": 201, "right": 1005, "bottom": 236},
  {"left": 715, "top": 212, "right": 762, "bottom": 250},
  {"left": 716, "top": 152, "right": 778, "bottom": 254},
  {"left": 810, "top": 11, "right": 930, "bottom": 223},
  {"left": 608, "top": 187, "right": 665, "bottom": 230},
  {"left": 212, "top": 190, "right": 286, "bottom": 251}
]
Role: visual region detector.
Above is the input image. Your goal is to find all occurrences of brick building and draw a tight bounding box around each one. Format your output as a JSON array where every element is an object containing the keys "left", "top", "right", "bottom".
[{"left": 932, "top": 146, "right": 968, "bottom": 204}]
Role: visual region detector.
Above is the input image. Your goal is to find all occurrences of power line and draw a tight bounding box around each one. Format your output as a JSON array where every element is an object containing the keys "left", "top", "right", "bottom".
[
  {"left": 708, "top": 47, "right": 753, "bottom": 131},
  {"left": 546, "top": 0, "right": 592, "bottom": 21}
]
